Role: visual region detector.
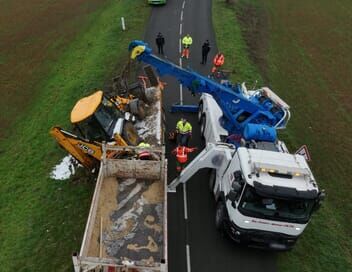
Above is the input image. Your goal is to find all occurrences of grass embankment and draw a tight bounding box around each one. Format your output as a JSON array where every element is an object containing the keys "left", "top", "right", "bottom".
[
  {"left": 213, "top": 0, "right": 352, "bottom": 271},
  {"left": 0, "top": 1, "right": 149, "bottom": 271},
  {"left": 212, "top": 0, "right": 263, "bottom": 85}
]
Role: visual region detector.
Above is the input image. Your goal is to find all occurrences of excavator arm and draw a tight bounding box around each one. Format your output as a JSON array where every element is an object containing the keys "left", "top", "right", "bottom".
[
  {"left": 50, "top": 127, "right": 103, "bottom": 169},
  {"left": 129, "top": 41, "right": 290, "bottom": 140}
]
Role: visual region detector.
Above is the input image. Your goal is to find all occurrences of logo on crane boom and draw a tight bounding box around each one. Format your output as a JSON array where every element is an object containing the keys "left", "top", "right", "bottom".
[{"left": 295, "top": 145, "right": 311, "bottom": 161}]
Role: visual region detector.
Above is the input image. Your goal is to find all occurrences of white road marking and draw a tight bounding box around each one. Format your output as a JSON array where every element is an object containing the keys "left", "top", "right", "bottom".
[
  {"left": 186, "top": 244, "right": 191, "bottom": 272},
  {"left": 180, "top": 1, "right": 190, "bottom": 271},
  {"left": 179, "top": 84, "right": 183, "bottom": 105},
  {"left": 183, "top": 183, "right": 188, "bottom": 219}
]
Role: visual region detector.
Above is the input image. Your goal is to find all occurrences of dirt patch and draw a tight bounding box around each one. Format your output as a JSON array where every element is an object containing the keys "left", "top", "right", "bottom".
[
  {"left": 236, "top": 1, "right": 270, "bottom": 81},
  {"left": 142, "top": 181, "right": 164, "bottom": 204},
  {"left": 127, "top": 236, "right": 159, "bottom": 253}
]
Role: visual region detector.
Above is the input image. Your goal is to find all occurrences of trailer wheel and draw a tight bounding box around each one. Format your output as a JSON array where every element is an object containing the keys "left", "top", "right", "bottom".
[
  {"left": 209, "top": 169, "right": 216, "bottom": 193},
  {"left": 215, "top": 201, "right": 226, "bottom": 231},
  {"left": 198, "top": 102, "right": 203, "bottom": 124},
  {"left": 200, "top": 114, "right": 206, "bottom": 139},
  {"left": 122, "top": 121, "right": 139, "bottom": 146}
]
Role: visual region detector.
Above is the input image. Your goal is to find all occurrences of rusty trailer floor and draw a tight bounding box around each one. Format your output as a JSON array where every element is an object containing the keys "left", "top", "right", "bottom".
[{"left": 88, "top": 177, "right": 164, "bottom": 266}]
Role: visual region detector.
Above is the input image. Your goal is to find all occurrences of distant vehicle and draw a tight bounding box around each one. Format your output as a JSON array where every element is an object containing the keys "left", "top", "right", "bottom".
[{"left": 148, "top": 0, "right": 166, "bottom": 5}]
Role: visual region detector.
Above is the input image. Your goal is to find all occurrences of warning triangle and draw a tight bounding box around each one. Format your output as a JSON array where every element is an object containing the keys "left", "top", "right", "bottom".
[{"left": 295, "top": 145, "right": 311, "bottom": 161}]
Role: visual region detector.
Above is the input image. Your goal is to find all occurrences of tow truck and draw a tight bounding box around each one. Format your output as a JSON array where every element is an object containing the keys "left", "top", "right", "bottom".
[{"left": 129, "top": 40, "right": 325, "bottom": 250}]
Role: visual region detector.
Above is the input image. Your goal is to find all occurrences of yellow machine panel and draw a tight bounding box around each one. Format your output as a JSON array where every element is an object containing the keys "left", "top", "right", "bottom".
[{"left": 70, "top": 91, "right": 103, "bottom": 124}]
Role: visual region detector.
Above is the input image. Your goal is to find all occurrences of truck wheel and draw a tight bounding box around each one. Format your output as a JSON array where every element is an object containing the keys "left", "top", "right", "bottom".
[
  {"left": 209, "top": 169, "right": 216, "bottom": 193},
  {"left": 215, "top": 201, "right": 226, "bottom": 231},
  {"left": 200, "top": 114, "right": 206, "bottom": 139},
  {"left": 122, "top": 121, "right": 139, "bottom": 146},
  {"left": 198, "top": 102, "right": 203, "bottom": 124}
]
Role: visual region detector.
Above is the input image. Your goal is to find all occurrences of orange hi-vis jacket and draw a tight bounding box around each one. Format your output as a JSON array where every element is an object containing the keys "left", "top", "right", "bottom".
[
  {"left": 213, "top": 54, "right": 225, "bottom": 66},
  {"left": 172, "top": 146, "right": 196, "bottom": 164}
]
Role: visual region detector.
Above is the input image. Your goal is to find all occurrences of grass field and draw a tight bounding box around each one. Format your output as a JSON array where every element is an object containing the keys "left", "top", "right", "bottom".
[
  {"left": 0, "top": 0, "right": 149, "bottom": 271},
  {"left": 213, "top": 0, "right": 352, "bottom": 271}
]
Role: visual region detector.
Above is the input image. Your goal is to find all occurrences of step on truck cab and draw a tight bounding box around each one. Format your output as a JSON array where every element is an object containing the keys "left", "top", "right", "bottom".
[{"left": 169, "top": 90, "right": 324, "bottom": 250}]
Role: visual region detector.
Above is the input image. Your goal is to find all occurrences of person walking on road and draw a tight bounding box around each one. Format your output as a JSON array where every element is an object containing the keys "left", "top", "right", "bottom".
[
  {"left": 172, "top": 145, "right": 197, "bottom": 173},
  {"left": 176, "top": 117, "right": 192, "bottom": 147},
  {"left": 156, "top": 32, "right": 165, "bottom": 55},
  {"left": 181, "top": 34, "right": 193, "bottom": 59},
  {"left": 201, "top": 40, "right": 211, "bottom": 64},
  {"left": 211, "top": 52, "right": 225, "bottom": 74}
]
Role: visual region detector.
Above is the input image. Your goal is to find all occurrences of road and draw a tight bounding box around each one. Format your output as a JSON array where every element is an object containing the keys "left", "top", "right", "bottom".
[{"left": 144, "top": 0, "right": 277, "bottom": 271}]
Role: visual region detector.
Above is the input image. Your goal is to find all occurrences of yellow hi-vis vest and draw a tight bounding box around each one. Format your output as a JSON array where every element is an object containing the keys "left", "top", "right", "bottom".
[
  {"left": 176, "top": 120, "right": 192, "bottom": 134},
  {"left": 137, "top": 142, "right": 151, "bottom": 159},
  {"left": 182, "top": 36, "right": 193, "bottom": 47},
  {"left": 138, "top": 142, "right": 150, "bottom": 148}
]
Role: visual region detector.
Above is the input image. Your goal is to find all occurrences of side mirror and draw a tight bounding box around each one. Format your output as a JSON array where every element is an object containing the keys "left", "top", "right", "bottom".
[
  {"left": 232, "top": 182, "right": 242, "bottom": 192},
  {"left": 234, "top": 170, "right": 242, "bottom": 182},
  {"left": 227, "top": 190, "right": 238, "bottom": 202},
  {"left": 318, "top": 190, "right": 326, "bottom": 202},
  {"left": 313, "top": 190, "right": 326, "bottom": 212}
]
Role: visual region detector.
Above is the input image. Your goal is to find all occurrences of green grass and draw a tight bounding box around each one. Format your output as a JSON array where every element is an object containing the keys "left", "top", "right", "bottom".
[
  {"left": 213, "top": 0, "right": 352, "bottom": 271},
  {"left": 0, "top": 0, "right": 149, "bottom": 271},
  {"left": 212, "top": 0, "right": 263, "bottom": 85}
]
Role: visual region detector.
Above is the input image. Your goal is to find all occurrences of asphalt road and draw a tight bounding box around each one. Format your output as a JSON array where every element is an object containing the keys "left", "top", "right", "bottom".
[{"left": 144, "top": 0, "right": 277, "bottom": 271}]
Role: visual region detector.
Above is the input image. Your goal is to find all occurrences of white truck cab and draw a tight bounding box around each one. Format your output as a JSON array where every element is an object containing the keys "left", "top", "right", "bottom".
[
  {"left": 212, "top": 147, "right": 320, "bottom": 250},
  {"left": 168, "top": 90, "right": 324, "bottom": 250}
]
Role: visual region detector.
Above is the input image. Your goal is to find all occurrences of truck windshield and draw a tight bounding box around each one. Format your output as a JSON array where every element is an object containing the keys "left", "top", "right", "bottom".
[
  {"left": 94, "top": 97, "right": 121, "bottom": 137},
  {"left": 239, "top": 185, "right": 315, "bottom": 224}
]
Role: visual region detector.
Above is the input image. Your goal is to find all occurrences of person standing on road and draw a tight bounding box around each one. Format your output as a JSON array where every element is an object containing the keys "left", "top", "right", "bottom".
[
  {"left": 211, "top": 52, "right": 225, "bottom": 74},
  {"left": 201, "top": 40, "right": 211, "bottom": 64},
  {"left": 172, "top": 145, "right": 197, "bottom": 173},
  {"left": 176, "top": 117, "right": 192, "bottom": 147},
  {"left": 181, "top": 34, "right": 193, "bottom": 59},
  {"left": 156, "top": 32, "right": 165, "bottom": 55}
]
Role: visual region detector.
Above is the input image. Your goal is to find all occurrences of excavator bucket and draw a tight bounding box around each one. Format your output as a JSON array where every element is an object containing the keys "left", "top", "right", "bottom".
[{"left": 50, "top": 126, "right": 102, "bottom": 169}]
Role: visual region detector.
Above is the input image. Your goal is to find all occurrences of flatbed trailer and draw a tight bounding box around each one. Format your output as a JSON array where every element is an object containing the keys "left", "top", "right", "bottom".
[{"left": 73, "top": 87, "right": 168, "bottom": 272}]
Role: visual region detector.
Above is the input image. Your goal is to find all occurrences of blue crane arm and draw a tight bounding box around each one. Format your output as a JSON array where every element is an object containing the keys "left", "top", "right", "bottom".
[{"left": 129, "top": 40, "right": 289, "bottom": 141}]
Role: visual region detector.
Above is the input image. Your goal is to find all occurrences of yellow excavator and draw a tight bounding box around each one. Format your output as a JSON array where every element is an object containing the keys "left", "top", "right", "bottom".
[
  {"left": 50, "top": 63, "right": 162, "bottom": 169},
  {"left": 50, "top": 90, "right": 141, "bottom": 169}
]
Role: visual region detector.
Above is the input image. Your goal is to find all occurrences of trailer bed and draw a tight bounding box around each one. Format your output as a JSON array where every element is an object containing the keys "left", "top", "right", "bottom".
[
  {"left": 74, "top": 84, "right": 167, "bottom": 271},
  {"left": 87, "top": 176, "right": 165, "bottom": 265}
]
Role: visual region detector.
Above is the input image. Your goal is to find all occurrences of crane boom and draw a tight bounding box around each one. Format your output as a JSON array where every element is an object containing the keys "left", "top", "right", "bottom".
[{"left": 129, "top": 40, "right": 291, "bottom": 141}]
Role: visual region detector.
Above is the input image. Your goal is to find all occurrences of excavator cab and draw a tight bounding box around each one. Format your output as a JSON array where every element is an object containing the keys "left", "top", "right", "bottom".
[{"left": 70, "top": 91, "right": 138, "bottom": 145}]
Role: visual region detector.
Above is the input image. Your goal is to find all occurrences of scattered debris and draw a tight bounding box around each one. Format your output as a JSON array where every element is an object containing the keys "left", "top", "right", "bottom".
[
  {"left": 135, "top": 99, "right": 162, "bottom": 145},
  {"left": 50, "top": 155, "right": 82, "bottom": 180}
]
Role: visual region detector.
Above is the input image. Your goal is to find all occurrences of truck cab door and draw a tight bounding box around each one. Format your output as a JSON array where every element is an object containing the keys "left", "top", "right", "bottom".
[{"left": 224, "top": 153, "right": 245, "bottom": 209}]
